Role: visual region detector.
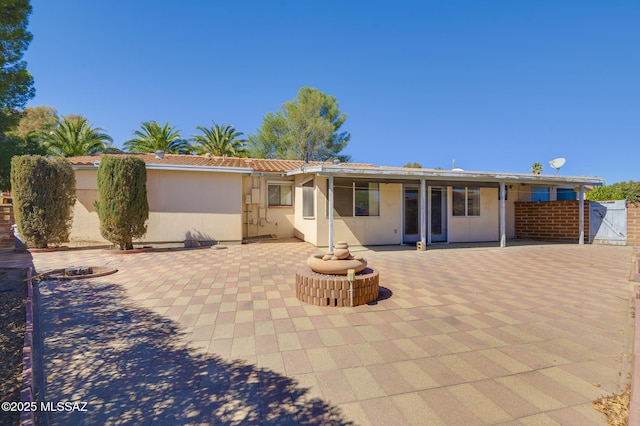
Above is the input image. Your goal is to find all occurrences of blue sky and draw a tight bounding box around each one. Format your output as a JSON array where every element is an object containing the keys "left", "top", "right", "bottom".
[{"left": 24, "top": 1, "right": 639, "bottom": 183}]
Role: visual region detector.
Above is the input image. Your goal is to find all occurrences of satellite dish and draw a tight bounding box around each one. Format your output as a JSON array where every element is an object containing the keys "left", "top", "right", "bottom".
[
  {"left": 548, "top": 157, "right": 566, "bottom": 175},
  {"left": 451, "top": 159, "right": 464, "bottom": 171}
]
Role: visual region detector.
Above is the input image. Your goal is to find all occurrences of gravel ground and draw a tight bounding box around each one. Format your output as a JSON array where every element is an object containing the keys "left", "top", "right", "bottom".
[{"left": 0, "top": 268, "right": 27, "bottom": 426}]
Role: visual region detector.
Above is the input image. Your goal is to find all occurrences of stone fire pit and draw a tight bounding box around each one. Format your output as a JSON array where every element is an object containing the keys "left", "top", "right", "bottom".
[
  {"left": 295, "top": 242, "right": 379, "bottom": 307},
  {"left": 35, "top": 266, "right": 118, "bottom": 280}
]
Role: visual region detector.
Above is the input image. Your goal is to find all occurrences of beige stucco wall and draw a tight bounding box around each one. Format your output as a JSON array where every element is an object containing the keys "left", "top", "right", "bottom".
[
  {"left": 146, "top": 169, "right": 242, "bottom": 242},
  {"left": 70, "top": 168, "right": 244, "bottom": 244},
  {"left": 242, "top": 175, "right": 295, "bottom": 238},
  {"left": 311, "top": 177, "right": 402, "bottom": 247},
  {"left": 71, "top": 169, "right": 107, "bottom": 243},
  {"left": 293, "top": 175, "right": 318, "bottom": 244},
  {"left": 447, "top": 187, "right": 500, "bottom": 242}
]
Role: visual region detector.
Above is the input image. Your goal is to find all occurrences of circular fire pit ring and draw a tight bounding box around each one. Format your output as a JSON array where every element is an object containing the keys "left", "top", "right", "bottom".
[
  {"left": 38, "top": 266, "right": 118, "bottom": 280},
  {"left": 295, "top": 266, "right": 379, "bottom": 307}
]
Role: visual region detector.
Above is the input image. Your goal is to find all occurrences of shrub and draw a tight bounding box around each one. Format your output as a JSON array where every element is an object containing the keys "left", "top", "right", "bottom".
[
  {"left": 10, "top": 155, "right": 76, "bottom": 248},
  {"left": 588, "top": 181, "right": 640, "bottom": 205},
  {"left": 94, "top": 155, "right": 149, "bottom": 250}
]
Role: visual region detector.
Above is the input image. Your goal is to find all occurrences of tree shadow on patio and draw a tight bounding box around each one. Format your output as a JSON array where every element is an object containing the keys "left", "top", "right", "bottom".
[{"left": 37, "top": 278, "right": 353, "bottom": 425}]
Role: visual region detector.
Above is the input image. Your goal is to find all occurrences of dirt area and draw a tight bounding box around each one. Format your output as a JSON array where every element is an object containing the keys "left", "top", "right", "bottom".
[{"left": 0, "top": 268, "right": 27, "bottom": 426}]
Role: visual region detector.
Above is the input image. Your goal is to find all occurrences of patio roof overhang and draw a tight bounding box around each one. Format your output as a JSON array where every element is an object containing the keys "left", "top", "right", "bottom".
[
  {"left": 286, "top": 165, "right": 605, "bottom": 187},
  {"left": 288, "top": 164, "right": 596, "bottom": 252}
]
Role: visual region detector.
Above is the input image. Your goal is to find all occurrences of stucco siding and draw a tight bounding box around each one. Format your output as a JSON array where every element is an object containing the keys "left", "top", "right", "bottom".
[
  {"left": 70, "top": 168, "right": 243, "bottom": 244},
  {"left": 145, "top": 169, "right": 242, "bottom": 242},
  {"left": 71, "top": 170, "right": 106, "bottom": 243},
  {"left": 315, "top": 178, "right": 402, "bottom": 247},
  {"left": 293, "top": 175, "right": 318, "bottom": 244},
  {"left": 242, "top": 175, "right": 295, "bottom": 238},
  {"left": 448, "top": 187, "right": 500, "bottom": 242}
]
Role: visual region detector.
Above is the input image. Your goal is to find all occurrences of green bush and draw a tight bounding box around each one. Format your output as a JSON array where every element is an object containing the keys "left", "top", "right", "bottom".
[
  {"left": 94, "top": 155, "right": 149, "bottom": 250},
  {"left": 10, "top": 155, "right": 76, "bottom": 248},
  {"left": 588, "top": 181, "right": 640, "bottom": 205}
]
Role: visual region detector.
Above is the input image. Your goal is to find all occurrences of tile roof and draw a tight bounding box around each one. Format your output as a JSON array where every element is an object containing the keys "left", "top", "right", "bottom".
[{"left": 67, "top": 153, "right": 375, "bottom": 174}]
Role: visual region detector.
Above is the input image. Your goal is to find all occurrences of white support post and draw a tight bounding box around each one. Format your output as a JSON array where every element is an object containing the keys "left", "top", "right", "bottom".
[
  {"left": 328, "top": 175, "right": 334, "bottom": 252},
  {"left": 579, "top": 185, "right": 585, "bottom": 244},
  {"left": 427, "top": 187, "right": 432, "bottom": 244},
  {"left": 500, "top": 181, "right": 506, "bottom": 248},
  {"left": 420, "top": 179, "right": 427, "bottom": 250}
]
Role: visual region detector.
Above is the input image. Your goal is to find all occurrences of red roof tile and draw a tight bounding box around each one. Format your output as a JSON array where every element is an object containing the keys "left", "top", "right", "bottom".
[{"left": 67, "top": 153, "right": 374, "bottom": 174}]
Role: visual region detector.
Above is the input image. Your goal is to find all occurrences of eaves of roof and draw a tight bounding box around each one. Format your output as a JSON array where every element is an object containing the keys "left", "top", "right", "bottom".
[
  {"left": 286, "top": 165, "right": 605, "bottom": 186},
  {"left": 67, "top": 153, "right": 604, "bottom": 186}
]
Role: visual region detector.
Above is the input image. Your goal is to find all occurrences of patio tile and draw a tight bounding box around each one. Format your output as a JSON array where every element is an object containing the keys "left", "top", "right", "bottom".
[
  {"left": 359, "top": 396, "right": 406, "bottom": 425},
  {"left": 495, "top": 374, "right": 565, "bottom": 411},
  {"left": 418, "top": 387, "right": 483, "bottom": 426},
  {"left": 315, "top": 370, "right": 357, "bottom": 404},
  {"left": 297, "top": 330, "right": 324, "bottom": 349},
  {"left": 281, "top": 349, "right": 313, "bottom": 376},
  {"left": 317, "top": 328, "right": 346, "bottom": 347},
  {"left": 392, "top": 360, "right": 440, "bottom": 390},
  {"left": 342, "top": 366, "right": 386, "bottom": 400},
  {"left": 305, "top": 347, "right": 338, "bottom": 372},
  {"left": 21, "top": 241, "right": 634, "bottom": 425},
  {"left": 449, "top": 383, "right": 513, "bottom": 424},
  {"left": 255, "top": 334, "right": 279, "bottom": 355},
  {"left": 471, "top": 379, "right": 540, "bottom": 419},
  {"left": 327, "top": 345, "right": 361, "bottom": 369},
  {"left": 392, "top": 392, "right": 447, "bottom": 426},
  {"left": 276, "top": 332, "right": 302, "bottom": 352},
  {"left": 477, "top": 348, "right": 532, "bottom": 374}
]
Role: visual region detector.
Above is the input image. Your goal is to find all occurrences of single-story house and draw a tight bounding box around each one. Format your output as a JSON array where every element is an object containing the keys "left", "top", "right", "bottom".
[{"left": 68, "top": 152, "right": 604, "bottom": 249}]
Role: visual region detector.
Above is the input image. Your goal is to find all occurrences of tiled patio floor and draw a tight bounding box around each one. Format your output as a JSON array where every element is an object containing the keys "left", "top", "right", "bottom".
[{"left": 1, "top": 240, "right": 634, "bottom": 425}]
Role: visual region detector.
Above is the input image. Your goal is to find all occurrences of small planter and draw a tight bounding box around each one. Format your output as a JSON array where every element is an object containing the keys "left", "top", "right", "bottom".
[{"left": 103, "top": 246, "right": 153, "bottom": 255}]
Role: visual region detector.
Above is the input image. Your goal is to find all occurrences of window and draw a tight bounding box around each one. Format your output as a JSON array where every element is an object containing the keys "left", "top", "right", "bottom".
[
  {"left": 268, "top": 184, "right": 292, "bottom": 206},
  {"left": 556, "top": 188, "right": 576, "bottom": 201},
  {"left": 531, "top": 187, "right": 549, "bottom": 202},
  {"left": 327, "top": 180, "right": 380, "bottom": 217},
  {"left": 452, "top": 187, "right": 480, "bottom": 217},
  {"left": 355, "top": 182, "right": 380, "bottom": 216},
  {"left": 467, "top": 188, "right": 480, "bottom": 216},
  {"left": 302, "top": 180, "right": 314, "bottom": 217}
]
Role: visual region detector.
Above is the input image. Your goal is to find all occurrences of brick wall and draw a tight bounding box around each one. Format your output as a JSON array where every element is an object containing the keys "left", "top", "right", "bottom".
[
  {"left": 628, "top": 202, "right": 640, "bottom": 247},
  {"left": 515, "top": 200, "right": 590, "bottom": 242},
  {"left": 0, "top": 192, "right": 14, "bottom": 249}
]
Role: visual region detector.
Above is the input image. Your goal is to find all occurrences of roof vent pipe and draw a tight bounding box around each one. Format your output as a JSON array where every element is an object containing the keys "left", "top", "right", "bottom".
[
  {"left": 155, "top": 150, "right": 165, "bottom": 159},
  {"left": 333, "top": 158, "right": 340, "bottom": 165}
]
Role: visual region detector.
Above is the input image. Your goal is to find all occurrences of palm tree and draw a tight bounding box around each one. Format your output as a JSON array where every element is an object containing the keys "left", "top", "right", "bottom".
[
  {"left": 192, "top": 122, "right": 246, "bottom": 157},
  {"left": 124, "top": 121, "right": 190, "bottom": 154},
  {"left": 531, "top": 162, "right": 543, "bottom": 175},
  {"left": 37, "top": 116, "right": 113, "bottom": 157}
]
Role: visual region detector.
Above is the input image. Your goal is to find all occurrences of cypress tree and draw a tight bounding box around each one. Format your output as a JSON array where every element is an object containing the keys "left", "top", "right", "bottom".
[
  {"left": 10, "top": 155, "right": 76, "bottom": 248},
  {"left": 94, "top": 155, "right": 148, "bottom": 250}
]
